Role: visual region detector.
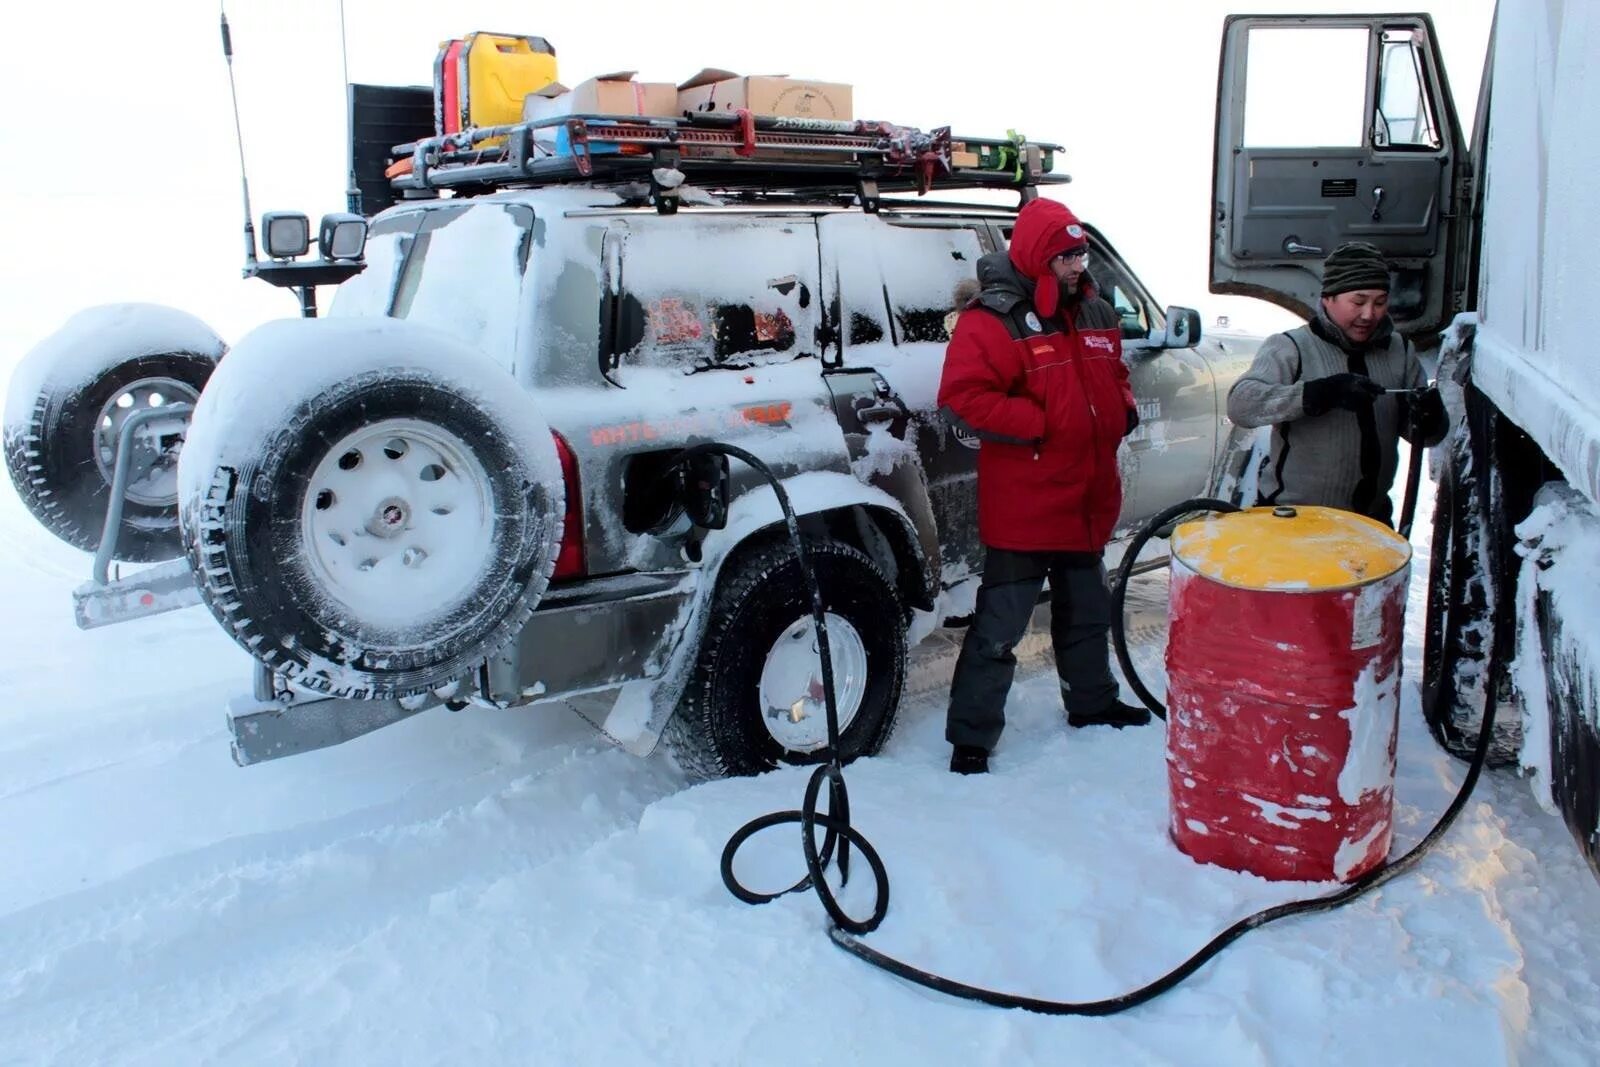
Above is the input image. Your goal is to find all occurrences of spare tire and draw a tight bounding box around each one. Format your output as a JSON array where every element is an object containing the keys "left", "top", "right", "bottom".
[
  {"left": 3, "top": 304, "right": 225, "bottom": 561},
  {"left": 178, "top": 318, "right": 565, "bottom": 699}
]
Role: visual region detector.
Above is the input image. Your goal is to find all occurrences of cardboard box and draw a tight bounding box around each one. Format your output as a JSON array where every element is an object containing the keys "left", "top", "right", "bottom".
[
  {"left": 523, "top": 71, "right": 678, "bottom": 122},
  {"left": 677, "top": 68, "right": 852, "bottom": 120}
]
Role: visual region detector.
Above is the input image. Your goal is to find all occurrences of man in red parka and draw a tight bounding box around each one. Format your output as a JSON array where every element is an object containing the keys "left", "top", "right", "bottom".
[{"left": 937, "top": 197, "right": 1148, "bottom": 775}]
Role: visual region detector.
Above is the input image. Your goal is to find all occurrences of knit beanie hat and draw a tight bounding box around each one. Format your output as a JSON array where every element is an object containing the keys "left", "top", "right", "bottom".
[{"left": 1321, "top": 241, "right": 1392, "bottom": 296}]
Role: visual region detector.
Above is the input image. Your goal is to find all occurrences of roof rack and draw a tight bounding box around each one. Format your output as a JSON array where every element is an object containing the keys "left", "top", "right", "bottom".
[{"left": 383, "top": 111, "right": 1067, "bottom": 214}]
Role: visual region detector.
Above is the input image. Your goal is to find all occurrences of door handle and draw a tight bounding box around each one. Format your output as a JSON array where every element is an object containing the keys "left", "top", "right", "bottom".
[
  {"left": 1283, "top": 237, "right": 1324, "bottom": 256},
  {"left": 856, "top": 403, "right": 901, "bottom": 425},
  {"left": 853, "top": 391, "right": 907, "bottom": 426}
]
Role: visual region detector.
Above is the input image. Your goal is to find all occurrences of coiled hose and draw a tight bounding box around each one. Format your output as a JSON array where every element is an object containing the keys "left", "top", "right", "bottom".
[{"left": 707, "top": 449, "right": 1491, "bottom": 1015}]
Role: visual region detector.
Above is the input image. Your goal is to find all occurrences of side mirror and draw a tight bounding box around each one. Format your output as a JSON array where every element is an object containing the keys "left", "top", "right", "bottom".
[{"left": 1160, "top": 306, "right": 1203, "bottom": 350}]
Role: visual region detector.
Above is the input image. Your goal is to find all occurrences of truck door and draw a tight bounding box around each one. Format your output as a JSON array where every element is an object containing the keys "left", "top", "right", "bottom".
[{"left": 1211, "top": 14, "right": 1467, "bottom": 338}]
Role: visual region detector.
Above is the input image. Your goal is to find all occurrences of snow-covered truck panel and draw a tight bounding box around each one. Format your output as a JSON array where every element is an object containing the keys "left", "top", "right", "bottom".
[{"left": 1470, "top": 2, "right": 1600, "bottom": 510}]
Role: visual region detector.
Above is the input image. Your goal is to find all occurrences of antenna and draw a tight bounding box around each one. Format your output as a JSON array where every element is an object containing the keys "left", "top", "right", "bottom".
[
  {"left": 339, "top": 0, "right": 360, "bottom": 215},
  {"left": 219, "top": 2, "right": 258, "bottom": 270}
]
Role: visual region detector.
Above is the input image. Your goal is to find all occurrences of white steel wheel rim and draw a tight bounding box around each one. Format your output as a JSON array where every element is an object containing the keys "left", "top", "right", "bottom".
[
  {"left": 757, "top": 612, "right": 869, "bottom": 753},
  {"left": 301, "top": 417, "right": 495, "bottom": 629},
  {"left": 93, "top": 376, "right": 201, "bottom": 506}
]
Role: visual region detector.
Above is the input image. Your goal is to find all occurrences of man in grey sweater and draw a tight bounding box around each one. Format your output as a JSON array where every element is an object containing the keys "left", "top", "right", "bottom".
[{"left": 1226, "top": 241, "right": 1448, "bottom": 525}]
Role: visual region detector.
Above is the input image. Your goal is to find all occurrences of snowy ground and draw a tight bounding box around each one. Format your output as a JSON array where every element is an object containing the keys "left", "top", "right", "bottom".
[{"left": 2, "top": 450, "right": 1599, "bottom": 1066}]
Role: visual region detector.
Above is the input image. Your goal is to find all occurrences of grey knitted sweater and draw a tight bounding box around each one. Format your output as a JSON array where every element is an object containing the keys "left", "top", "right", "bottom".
[{"left": 1226, "top": 317, "right": 1427, "bottom": 524}]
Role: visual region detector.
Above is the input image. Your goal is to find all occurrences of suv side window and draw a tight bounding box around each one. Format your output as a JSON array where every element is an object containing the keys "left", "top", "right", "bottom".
[
  {"left": 998, "top": 223, "right": 1156, "bottom": 340},
  {"left": 1088, "top": 251, "right": 1159, "bottom": 341},
  {"left": 613, "top": 217, "right": 819, "bottom": 375},
  {"left": 877, "top": 224, "right": 986, "bottom": 346}
]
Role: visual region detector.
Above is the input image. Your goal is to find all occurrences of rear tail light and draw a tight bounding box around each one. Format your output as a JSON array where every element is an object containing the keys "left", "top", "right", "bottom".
[{"left": 551, "top": 432, "right": 585, "bottom": 581}]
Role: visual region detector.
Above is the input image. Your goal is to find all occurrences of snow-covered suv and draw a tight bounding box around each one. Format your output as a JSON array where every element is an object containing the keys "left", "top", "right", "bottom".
[{"left": 5, "top": 182, "right": 1260, "bottom": 775}]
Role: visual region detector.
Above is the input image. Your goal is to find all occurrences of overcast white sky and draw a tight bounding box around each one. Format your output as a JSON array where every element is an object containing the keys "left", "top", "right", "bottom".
[{"left": 0, "top": 0, "right": 1492, "bottom": 366}]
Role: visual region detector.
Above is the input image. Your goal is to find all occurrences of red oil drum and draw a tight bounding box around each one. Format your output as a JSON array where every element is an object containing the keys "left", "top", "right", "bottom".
[{"left": 1164, "top": 505, "right": 1412, "bottom": 883}]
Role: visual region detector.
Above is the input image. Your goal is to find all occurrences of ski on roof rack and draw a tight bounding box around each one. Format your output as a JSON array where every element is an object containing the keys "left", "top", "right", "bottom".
[{"left": 378, "top": 109, "right": 1067, "bottom": 214}]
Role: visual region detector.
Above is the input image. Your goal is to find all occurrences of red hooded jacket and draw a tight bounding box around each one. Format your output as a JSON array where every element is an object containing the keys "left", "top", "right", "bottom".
[{"left": 936, "top": 199, "right": 1137, "bottom": 553}]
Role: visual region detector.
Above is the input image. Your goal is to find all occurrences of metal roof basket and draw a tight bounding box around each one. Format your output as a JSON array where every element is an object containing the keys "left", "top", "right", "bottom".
[{"left": 349, "top": 85, "right": 1066, "bottom": 216}]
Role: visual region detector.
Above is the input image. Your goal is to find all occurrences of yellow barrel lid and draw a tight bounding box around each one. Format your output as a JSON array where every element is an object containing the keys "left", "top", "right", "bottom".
[{"left": 1171, "top": 505, "right": 1411, "bottom": 591}]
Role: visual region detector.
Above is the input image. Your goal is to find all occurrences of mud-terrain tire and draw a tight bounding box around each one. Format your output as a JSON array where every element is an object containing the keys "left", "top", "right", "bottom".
[
  {"left": 178, "top": 318, "right": 564, "bottom": 699},
  {"left": 665, "top": 538, "right": 906, "bottom": 779},
  {"left": 3, "top": 304, "right": 224, "bottom": 561},
  {"left": 1422, "top": 429, "right": 1520, "bottom": 766}
]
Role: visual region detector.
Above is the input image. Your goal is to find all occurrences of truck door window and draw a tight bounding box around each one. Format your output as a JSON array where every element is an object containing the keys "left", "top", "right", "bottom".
[
  {"left": 1242, "top": 27, "right": 1368, "bottom": 147},
  {"left": 1375, "top": 29, "right": 1441, "bottom": 149},
  {"left": 613, "top": 219, "right": 817, "bottom": 374},
  {"left": 878, "top": 224, "right": 986, "bottom": 345}
]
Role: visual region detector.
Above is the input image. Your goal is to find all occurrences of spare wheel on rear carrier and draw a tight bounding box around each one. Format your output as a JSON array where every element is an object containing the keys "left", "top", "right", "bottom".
[
  {"left": 3, "top": 304, "right": 225, "bottom": 562},
  {"left": 178, "top": 318, "right": 565, "bottom": 699}
]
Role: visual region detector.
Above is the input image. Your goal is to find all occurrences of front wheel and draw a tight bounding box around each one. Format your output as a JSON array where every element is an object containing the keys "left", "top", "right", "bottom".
[{"left": 666, "top": 538, "right": 906, "bottom": 779}]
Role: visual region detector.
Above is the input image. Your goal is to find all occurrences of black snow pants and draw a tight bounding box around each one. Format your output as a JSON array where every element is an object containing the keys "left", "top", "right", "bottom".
[{"left": 945, "top": 548, "right": 1120, "bottom": 751}]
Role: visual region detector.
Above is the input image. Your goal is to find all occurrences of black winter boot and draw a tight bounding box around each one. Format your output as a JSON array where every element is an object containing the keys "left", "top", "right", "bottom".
[
  {"left": 949, "top": 744, "right": 989, "bottom": 774},
  {"left": 1067, "top": 700, "right": 1153, "bottom": 729}
]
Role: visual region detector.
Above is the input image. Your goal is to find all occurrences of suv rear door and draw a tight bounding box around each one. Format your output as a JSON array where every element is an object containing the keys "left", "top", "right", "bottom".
[
  {"left": 818, "top": 211, "right": 996, "bottom": 584},
  {"left": 1211, "top": 13, "right": 1468, "bottom": 338}
]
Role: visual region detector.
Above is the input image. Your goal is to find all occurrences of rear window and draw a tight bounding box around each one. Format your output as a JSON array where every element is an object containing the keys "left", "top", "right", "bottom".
[
  {"left": 329, "top": 203, "right": 534, "bottom": 371},
  {"left": 326, "top": 211, "right": 421, "bottom": 318}
]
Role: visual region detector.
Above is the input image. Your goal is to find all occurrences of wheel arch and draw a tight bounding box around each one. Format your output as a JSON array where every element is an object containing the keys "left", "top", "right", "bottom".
[
  {"left": 622, "top": 471, "right": 932, "bottom": 759},
  {"left": 699, "top": 470, "right": 935, "bottom": 612}
]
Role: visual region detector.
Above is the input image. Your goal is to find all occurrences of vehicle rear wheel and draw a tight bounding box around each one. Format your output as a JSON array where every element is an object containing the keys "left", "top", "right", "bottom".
[
  {"left": 3, "top": 304, "right": 223, "bottom": 561},
  {"left": 665, "top": 538, "right": 906, "bottom": 780},
  {"left": 1421, "top": 429, "right": 1520, "bottom": 765},
  {"left": 179, "top": 319, "right": 564, "bottom": 699}
]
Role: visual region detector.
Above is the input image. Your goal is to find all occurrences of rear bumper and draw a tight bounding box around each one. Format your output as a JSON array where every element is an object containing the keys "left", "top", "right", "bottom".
[
  {"left": 484, "top": 571, "right": 694, "bottom": 706},
  {"left": 225, "top": 571, "right": 695, "bottom": 766}
]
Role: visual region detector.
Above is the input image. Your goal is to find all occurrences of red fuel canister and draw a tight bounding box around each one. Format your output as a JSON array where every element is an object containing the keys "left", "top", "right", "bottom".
[{"left": 1164, "top": 505, "right": 1412, "bottom": 883}]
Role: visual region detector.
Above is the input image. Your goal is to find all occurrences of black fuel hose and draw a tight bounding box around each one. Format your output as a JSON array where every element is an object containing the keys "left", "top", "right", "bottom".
[
  {"left": 1110, "top": 498, "right": 1241, "bottom": 719},
  {"left": 711, "top": 454, "right": 1490, "bottom": 1015}
]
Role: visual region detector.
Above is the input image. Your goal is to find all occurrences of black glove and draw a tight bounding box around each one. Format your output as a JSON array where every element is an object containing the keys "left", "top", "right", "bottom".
[
  {"left": 1124, "top": 407, "right": 1140, "bottom": 438},
  {"left": 1303, "top": 373, "right": 1384, "bottom": 416},
  {"left": 1401, "top": 385, "right": 1448, "bottom": 445}
]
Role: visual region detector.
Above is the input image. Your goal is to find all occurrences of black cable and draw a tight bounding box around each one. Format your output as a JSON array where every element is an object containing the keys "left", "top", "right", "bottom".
[{"left": 713, "top": 455, "right": 1491, "bottom": 1015}]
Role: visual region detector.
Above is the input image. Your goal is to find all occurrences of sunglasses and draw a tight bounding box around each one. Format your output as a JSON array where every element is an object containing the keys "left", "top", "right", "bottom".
[{"left": 1052, "top": 249, "right": 1090, "bottom": 265}]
